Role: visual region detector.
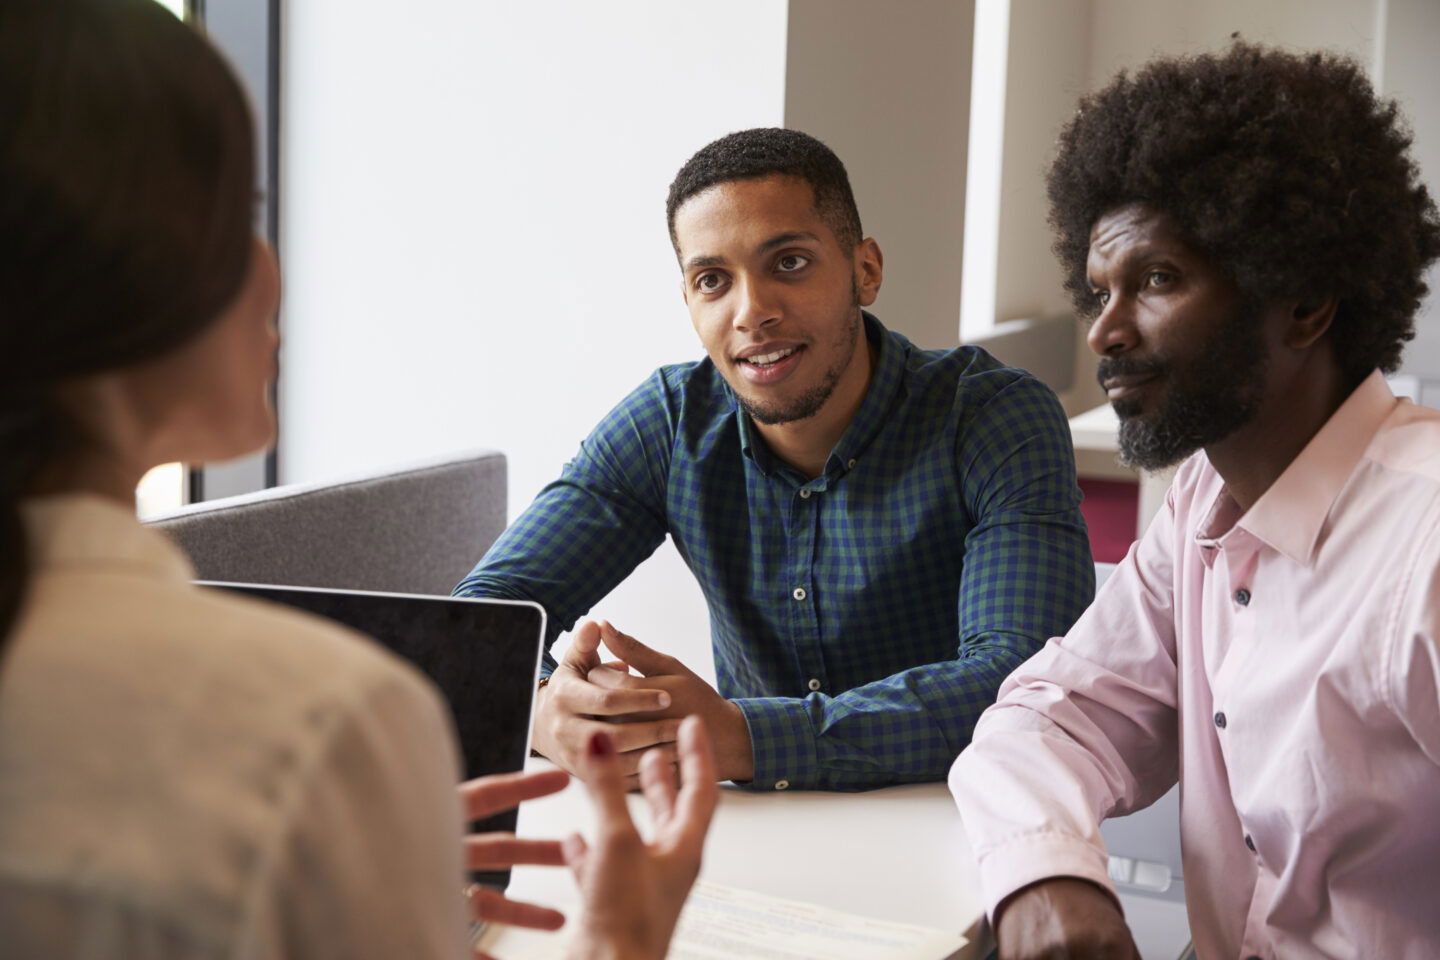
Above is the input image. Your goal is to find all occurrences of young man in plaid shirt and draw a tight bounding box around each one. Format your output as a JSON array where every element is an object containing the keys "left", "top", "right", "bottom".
[{"left": 457, "top": 128, "right": 1093, "bottom": 791}]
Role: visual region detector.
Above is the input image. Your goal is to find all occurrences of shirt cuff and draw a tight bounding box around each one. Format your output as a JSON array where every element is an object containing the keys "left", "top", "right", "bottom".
[
  {"left": 974, "top": 831, "right": 1117, "bottom": 922},
  {"left": 731, "top": 697, "right": 818, "bottom": 791}
]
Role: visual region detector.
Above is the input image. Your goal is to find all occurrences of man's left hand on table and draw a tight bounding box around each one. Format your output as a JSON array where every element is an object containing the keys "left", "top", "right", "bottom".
[{"left": 587, "top": 620, "right": 755, "bottom": 785}]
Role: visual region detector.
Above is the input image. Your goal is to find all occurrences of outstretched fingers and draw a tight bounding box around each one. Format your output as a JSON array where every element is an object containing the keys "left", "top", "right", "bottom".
[
  {"left": 459, "top": 768, "right": 570, "bottom": 821},
  {"left": 671, "top": 715, "right": 719, "bottom": 851},
  {"left": 464, "top": 833, "right": 567, "bottom": 871},
  {"left": 577, "top": 730, "right": 641, "bottom": 837},
  {"left": 639, "top": 747, "right": 678, "bottom": 824},
  {"left": 466, "top": 884, "right": 565, "bottom": 931}
]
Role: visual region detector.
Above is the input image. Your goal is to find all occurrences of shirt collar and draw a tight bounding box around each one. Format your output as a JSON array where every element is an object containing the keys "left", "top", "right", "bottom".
[
  {"left": 1204, "top": 371, "right": 1398, "bottom": 566},
  {"left": 24, "top": 493, "right": 195, "bottom": 582},
  {"left": 737, "top": 312, "right": 904, "bottom": 480}
]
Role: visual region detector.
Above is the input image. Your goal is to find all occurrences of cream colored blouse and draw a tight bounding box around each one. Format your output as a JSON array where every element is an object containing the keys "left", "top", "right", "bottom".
[{"left": 0, "top": 495, "right": 468, "bottom": 958}]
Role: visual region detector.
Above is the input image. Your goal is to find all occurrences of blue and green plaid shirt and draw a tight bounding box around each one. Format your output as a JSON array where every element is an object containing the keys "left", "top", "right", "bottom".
[{"left": 456, "top": 314, "right": 1093, "bottom": 790}]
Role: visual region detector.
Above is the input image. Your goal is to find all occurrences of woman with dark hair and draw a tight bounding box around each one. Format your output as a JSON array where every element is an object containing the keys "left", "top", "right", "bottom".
[{"left": 0, "top": 1, "right": 714, "bottom": 957}]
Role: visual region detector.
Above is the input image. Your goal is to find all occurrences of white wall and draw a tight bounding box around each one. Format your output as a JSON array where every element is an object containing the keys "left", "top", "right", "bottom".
[
  {"left": 281, "top": 1, "right": 789, "bottom": 677},
  {"left": 1087, "top": 0, "right": 1377, "bottom": 81},
  {"left": 1382, "top": 0, "right": 1440, "bottom": 383},
  {"left": 785, "top": 0, "right": 974, "bottom": 350},
  {"left": 992, "top": 0, "right": 1092, "bottom": 331}
]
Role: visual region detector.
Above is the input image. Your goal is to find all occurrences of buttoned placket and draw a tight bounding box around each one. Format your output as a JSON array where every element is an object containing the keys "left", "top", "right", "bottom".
[
  {"left": 1206, "top": 529, "right": 1273, "bottom": 959},
  {"left": 785, "top": 475, "right": 827, "bottom": 697}
]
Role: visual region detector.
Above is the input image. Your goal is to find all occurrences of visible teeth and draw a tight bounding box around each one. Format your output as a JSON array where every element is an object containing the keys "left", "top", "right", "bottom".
[{"left": 746, "top": 347, "right": 796, "bottom": 366}]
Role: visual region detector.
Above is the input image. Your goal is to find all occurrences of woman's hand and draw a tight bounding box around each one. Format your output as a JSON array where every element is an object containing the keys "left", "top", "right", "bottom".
[
  {"left": 563, "top": 715, "right": 718, "bottom": 960},
  {"left": 458, "top": 768, "right": 570, "bottom": 938}
]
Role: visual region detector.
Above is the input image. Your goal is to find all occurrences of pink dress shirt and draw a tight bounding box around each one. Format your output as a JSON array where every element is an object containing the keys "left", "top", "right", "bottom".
[{"left": 950, "top": 372, "right": 1440, "bottom": 960}]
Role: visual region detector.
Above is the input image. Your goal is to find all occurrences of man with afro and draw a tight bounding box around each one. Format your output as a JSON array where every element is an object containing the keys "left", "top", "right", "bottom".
[{"left": 950, "top": 42, "right": 1440, "bottom": 959}]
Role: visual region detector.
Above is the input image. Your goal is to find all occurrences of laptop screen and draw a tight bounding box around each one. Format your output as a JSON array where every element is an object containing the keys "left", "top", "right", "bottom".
[{"left": 202, "top": 583, "right": 545, "bottom": 883}]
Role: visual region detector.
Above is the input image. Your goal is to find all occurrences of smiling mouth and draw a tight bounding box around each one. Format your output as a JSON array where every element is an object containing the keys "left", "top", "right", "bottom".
[{"left": 742, "top": 346, "right": 800, "bottom": 367}]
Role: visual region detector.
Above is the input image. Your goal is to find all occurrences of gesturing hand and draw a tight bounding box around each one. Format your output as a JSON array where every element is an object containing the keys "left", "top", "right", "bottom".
[
  {"left": 563, "top": 716, "right": 719, "bottom": 960},
  {"left": 591, "top": 621, "right": 755, "bottom": 783},
  {"left": 457, "top": 768, "right": 570, "bottom": 938},
  {"left": 531, "top": 620, "right": 683, "bottom": 780},
  {"left": 994, "top": 877, "right": 1141, "bottom": 960}
]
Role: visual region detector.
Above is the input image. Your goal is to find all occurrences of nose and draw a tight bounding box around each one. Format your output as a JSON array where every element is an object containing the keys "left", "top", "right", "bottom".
[
  {"left": 732, "top": 276, "right": 781, "bottom": 333},
  {"left": 1086, "top": 294, "right": 1138, "bottom": 357}
]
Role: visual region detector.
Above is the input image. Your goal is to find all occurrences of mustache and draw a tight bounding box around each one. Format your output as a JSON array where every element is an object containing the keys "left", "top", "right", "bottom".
[{"left": 1096, "top": 356, "right": 1165, "bottom": 387}]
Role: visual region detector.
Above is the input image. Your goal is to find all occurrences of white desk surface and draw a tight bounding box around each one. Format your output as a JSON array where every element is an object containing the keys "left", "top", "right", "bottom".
[{"left": 480, "top": 759, "right": 988, "bottom": 959}]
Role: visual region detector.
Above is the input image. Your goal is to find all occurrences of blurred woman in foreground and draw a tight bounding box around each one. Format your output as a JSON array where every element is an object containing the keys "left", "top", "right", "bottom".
[{"left": 0, "top": 1, "right": 714, "bottom": 956}]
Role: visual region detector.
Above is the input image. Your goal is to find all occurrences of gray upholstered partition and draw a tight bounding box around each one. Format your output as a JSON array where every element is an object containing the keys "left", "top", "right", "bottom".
[{"left": 145, "top": 448, "right": 507, "bottom": 596}]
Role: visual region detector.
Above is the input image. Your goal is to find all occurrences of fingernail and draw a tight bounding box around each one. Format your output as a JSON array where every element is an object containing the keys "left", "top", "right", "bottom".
[
  {"left": 587, "top": 731, "right": 614, "bottom": 757},
  {"left": 657, "top": 692, "right": 671, "bottom": 708}
]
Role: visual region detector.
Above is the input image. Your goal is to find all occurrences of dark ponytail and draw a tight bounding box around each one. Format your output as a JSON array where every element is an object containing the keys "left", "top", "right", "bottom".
[{"left": 0, "top": 0, "right": 256, "bottom": 641}]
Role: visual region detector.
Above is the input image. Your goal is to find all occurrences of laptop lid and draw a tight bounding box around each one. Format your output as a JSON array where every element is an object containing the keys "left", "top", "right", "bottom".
[{"left": 202, "top": 582, "right": 545, "bottom": 884}]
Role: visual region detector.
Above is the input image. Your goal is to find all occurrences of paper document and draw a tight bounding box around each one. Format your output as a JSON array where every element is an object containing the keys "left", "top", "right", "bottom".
[{"left": 477, "top": 880, "right": 967, "bottom": 959}]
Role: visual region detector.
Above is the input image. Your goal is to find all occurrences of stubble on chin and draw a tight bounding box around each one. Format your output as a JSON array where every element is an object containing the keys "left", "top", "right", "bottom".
[{"left": 737, "top": 305, "right": 862, "bottom": 427}]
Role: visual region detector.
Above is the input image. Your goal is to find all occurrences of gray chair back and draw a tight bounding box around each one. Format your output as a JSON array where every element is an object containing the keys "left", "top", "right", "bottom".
[{"left": 145, "top": 449, "right": 506, "bottom": 596}]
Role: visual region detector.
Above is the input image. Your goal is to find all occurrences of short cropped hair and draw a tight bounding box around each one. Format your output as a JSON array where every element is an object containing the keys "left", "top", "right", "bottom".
[
  {"left": 665, "top": 127, "right": 863, "bottom": 254},
  {"left": 1048, "top": 41, "right": 1440, "bottom": 384}
]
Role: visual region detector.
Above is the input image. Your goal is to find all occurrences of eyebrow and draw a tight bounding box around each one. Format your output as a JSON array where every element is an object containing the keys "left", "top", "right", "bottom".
[
  {"left": 682, "top": 231, "right": 823, "bottom": 273},
  {"left": 757, "top": 231, "right": 821, "bottom": 254},
  {"left": 1087, "top": 245, "right": 1183, "bottom": 285}
]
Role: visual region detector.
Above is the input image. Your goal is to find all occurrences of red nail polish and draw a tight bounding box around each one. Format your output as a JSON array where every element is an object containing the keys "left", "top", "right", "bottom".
[{"left": 587, "top": 731, "right": 614, "bottom": 758}]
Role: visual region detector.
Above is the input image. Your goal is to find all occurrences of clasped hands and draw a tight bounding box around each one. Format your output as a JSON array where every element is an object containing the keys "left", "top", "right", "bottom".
[{"left": 532, "top": 619, "right": 755, "bottom": 785}]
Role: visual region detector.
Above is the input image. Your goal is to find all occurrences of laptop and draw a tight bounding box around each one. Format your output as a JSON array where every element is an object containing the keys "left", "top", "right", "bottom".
[{"left": 202, "top": 582, "right": 546, "bottom": 886}]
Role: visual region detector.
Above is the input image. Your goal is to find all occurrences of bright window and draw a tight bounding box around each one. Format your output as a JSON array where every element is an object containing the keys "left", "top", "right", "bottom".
[
  {"left": 136, "top": 462, "right": 186, "bottom": 519},
  {"left": 135, "top": 0, "right": 191, "bottom": 518}
]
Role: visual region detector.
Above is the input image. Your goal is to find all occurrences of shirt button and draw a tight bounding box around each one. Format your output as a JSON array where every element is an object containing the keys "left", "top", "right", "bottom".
[
  {"left": 1234, "top": 588, "right": 1251, "bottom": 606},
  {"left": 1245, "top": 834, "right": 1256, "bottom": 852},
  {"left": 846, "top": 458, "right": 857, "bottom": 469},
  {"left": 792, "top": 587, "right": 807, "bottom": 601},
  {"left": 807, "top": 678, "right": 821, "bottom": 692},
  {"left": 1214, "top": 711, "right": 1227, "bottom": 729},
  {"left": 775, "top": 779, "right": 790, "bottom": 791},
  {"left": 799, "top": 489, "right": 811, "bottom": 499}
]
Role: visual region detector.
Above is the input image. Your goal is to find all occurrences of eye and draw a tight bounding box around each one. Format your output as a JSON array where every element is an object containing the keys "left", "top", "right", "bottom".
[
  {"left": 1146, "top": 270, "right": 1173, "bottom": 288},
  {"left": 776, "top": 254, "right": 810, "bottom": 273},
  {"left": 694, "top": 272, "right": 728, "bottom": 293},
  {"left": 1092, "top": 288, "right": 1110, "bottom": 306}
]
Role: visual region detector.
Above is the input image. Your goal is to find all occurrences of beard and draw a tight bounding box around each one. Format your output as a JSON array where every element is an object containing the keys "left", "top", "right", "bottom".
[
  {"left": 1102, "top": 300, "right": 1269, "bottom": 471},
  {"left": 738, "top": 284, "right": 863, "bottom": 426}
]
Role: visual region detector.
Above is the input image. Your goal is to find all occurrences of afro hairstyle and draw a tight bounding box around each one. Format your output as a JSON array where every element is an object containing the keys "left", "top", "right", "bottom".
[{"left": 1048, "top": 41, "right": 1440, "bottom": 385}]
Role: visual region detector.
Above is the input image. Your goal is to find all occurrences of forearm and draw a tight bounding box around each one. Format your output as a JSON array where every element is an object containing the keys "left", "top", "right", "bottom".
[
  {"left": 950, "top": 606, "right": 1183, "bottom": 916},
  {"left": 950, "top": 706, "right": 1123, "bottom": 919},
  {"left": 733, "top": 635, "right": 1034, "bottom": 791},
  {"left": 452, "top": 468, "right": 668, "bottom": 672}
]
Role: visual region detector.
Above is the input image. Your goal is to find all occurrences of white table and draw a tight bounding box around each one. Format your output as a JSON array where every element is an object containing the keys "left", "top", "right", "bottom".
[{"left": 480, "top": 759, "right": 989, "bottom": 959}]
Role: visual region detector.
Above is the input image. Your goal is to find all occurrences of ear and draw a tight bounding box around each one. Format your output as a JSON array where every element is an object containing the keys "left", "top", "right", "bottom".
[
  {"left": 854, "top": 238, "right": 884, "bottom": 308},
  {"left": 1284, "top": 296, "right": 1338, "bottom": 351}
]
